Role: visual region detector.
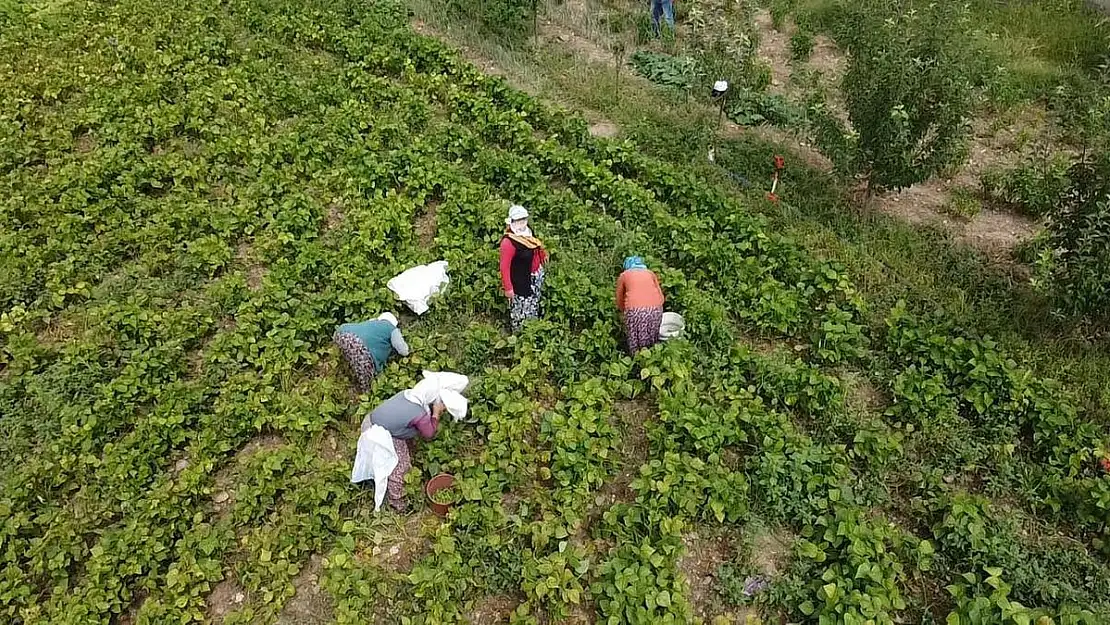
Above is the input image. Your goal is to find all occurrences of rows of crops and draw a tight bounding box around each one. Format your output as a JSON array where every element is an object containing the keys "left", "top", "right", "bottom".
[{"left": 1, "top": 0, "right": 1108, "bottom": 622}]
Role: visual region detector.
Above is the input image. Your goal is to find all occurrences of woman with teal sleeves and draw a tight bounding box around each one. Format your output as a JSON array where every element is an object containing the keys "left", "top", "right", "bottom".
[{"left": 333, "top": 312, "right": 410, "bottom": 391}]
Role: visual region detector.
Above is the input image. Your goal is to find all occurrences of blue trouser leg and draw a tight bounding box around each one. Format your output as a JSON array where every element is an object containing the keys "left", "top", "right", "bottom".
[
  {"left": 651, "top": 0, "right": 674, "bottom": 36},
  {"left": 660, "top": 0, "right": 675, "bottom": 29}
]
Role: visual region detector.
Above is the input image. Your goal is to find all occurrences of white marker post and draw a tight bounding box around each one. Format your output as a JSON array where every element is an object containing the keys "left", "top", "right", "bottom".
[{"left": 709, "top": 80, "right": 729, "bottom": 162}]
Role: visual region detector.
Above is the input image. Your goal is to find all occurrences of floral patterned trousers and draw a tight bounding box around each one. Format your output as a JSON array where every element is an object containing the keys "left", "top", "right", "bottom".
[{"left": 624, "top": 306, "right": 664, "bottom": 353}]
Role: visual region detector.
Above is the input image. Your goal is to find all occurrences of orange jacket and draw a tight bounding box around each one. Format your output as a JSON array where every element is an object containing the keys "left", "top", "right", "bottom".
[{"left": 616, "top": 269, "right": 664, "bottom": 310}]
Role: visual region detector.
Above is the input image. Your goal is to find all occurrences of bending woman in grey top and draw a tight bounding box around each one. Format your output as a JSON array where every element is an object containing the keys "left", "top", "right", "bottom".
[
  {"left": 362, "top": 391, "right": 444, "bottom": 511},
  {"left": 362, "top": 392, "right": 443, "bottom": 440}
]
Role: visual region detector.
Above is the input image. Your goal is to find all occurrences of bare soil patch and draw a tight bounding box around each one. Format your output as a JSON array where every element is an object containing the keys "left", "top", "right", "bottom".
[
  {"left": 962, "top": 207, "right": 1039, "bottom": 252},
  {"left": 205, "top": 576, "right": 247, "bottom": 623},
  {"left": 314, "top": 428, "right": 348, "bottom": 464},
  {"left": 276, "top": 554, "right": 333, "bottom": 625},
  {"left": 36, "top": 315, "right": 83, "bottom": 348},
  {"left": 236, "top": 242, "right": 267, "bottom": 291},
  {"left": 613, "top": 399, "right": 652, "bottom": 455},
  {"left": 563, "top": 601, "right": 596, "bottom": 624},
  {"left": 679, "top": 530, "right": 735, "bottom": 621},
  {"left": 542, "top": 22, "right": 613, "bottom": 66},
  {"left": 246, "top": 264, "right": 266, "bottom": 291},
  {"left": 541, "top": 0, "right": 616, "bottom": 65},
  {"left": 808, "top": 34, "right": 847, "bottom": 87},
  {"left": 752, "top": 9, "right": 845, "bottom": 95},
  {"left": 589, "top": 121, "right": 620, "bottom": 138},
  {"left": 370, "top": 511, "right": 437, "bottom": 573},
  {"left": 74, "top": 132, "right": 96, "bottom": 153},
  {"left": 877, "top": 184, "right": 1038, "bottom": 254},
  {"left": 753, "top": 10, "right": 793, "bottom": 92},
  {"left": 842, "top": 371, "right": 885, "bottom": 414},
  {"left": 415, "top": 199, "right": 439, "bottom": 247},
  {"left": 237, "top": 434, "right": 286, "bottom": 457},
  {"left": 324, "top": 200, "right": 344, "bottom": 231},
  {"left": 114, "top": 590, "right": 147, "bottom": 625},
  {"left": 466, "top": 593, "right": 523, "bottom": 624},
  {"left": 749, "top": 526, "right": 793, "bottom": 578}
]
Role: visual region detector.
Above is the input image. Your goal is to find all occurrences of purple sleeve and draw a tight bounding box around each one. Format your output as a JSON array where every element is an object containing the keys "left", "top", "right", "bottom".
[{"left": 411, "top": 412, "right": 438, "bottom": 440}]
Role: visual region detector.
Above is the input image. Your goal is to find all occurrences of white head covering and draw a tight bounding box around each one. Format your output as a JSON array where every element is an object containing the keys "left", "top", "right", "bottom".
[
  {"left": 506, "top": 204, "right": 529, "bottom": 224},
  {"left": 403, "top": 371, "right": 471, "bottom": 420},
  {"left": 377, "top": 312, "right": 398, "bottom": 326},
  {"left": 506, "top": 205, "right": 532, "bottom": 236}
]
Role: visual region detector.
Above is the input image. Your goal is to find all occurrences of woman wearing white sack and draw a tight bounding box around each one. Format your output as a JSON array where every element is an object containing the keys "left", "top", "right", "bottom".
[
  {"left": 499, "top": 204, "right": 548, "bottom": 332},
  {"left": 362, "top": 388, "right": 445, "bottom": 512},
  {"left": 333, "top": 313, "right": 409, "bottom": 392}
]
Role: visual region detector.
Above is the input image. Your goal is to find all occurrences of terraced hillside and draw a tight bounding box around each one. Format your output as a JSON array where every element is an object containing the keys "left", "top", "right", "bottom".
[{"left": 1, "top": 0, "right": 1108, "bottom": 623}]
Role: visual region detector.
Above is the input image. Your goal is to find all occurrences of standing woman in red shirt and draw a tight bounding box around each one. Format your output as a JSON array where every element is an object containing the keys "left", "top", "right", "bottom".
[
  {"left": 499, "top": 204, "right": 548, "bottom": 331},
  {"left": 616, "top": 256, "right": 665, "bottom": 353}
]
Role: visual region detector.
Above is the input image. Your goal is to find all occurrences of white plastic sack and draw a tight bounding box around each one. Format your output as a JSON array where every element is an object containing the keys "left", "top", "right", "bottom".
[
  {"left": 351, "top": 424, "right": 398, "bottom": 512},
  {"left": 404, "top": 370, "right": 470, "bottom": 421},
  {"left": 660, "top": 312, "right": 685, "bottom": 340},
  {"left": 387, "top": 261, "right": 449, "bottom": 315}
]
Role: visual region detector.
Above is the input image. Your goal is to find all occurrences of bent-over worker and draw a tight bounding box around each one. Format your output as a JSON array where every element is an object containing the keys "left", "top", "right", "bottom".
[
  {"left": 333, "top": 312, "right": 409, "bottom": 392},
  {"left": 616, "top": 256, "right": 665, "bottom": 353},
  {"left": 362, "top": 390, "right": 445, "bottom": 511}
]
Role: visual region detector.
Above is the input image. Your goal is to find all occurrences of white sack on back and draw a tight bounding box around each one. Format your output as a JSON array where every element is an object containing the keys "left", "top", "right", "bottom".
[{"left": 350, "top": 424, "right": 397, "bottom": 512}]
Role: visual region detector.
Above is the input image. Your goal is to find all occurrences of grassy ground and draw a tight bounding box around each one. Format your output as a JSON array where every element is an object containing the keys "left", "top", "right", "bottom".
[{"left": 794, "top": 0, "right": 1109, "bottom": 103}]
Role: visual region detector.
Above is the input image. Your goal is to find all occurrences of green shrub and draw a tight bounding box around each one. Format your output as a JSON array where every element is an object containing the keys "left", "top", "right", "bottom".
[
  {"left": 942, "top": 188, "right": 982, "bottom": 221},
  {"left": 630, "top": 51, "right": 699, "bottom": 92},
  {"left": 810, "top": 1, "right": 974, "bottom": 192},
  {"left": 592, "top": 528, "right": 694, "bottom": 625},
  {"left": 446, "top": 0, "right": 534, "bottom": 43},
  {"left": 1051, "top": 79, "right": 1110, "bottom": 156},
  {"left": 1032, "top": 157, "right": 1110, "bottom": 323},
  {"left": 790, "top": 28, "right": 815, "bottom": 62},
  {"left": 768, "top": 0, "right": 796, "bottom": 30},
  {"left": 727, "top": 90, "right": 800, "bottom": 127},
  {"left": 980, "top": 153, "right": 1073, "bottom": 217},
  {"left": 945, "top": 568, "right": 1101, "bottom": 625}
]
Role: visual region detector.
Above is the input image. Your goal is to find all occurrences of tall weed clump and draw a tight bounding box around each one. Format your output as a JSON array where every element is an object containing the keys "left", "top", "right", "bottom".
[{"left": 446, "top": 0, "right": 534, "bottom": 44}]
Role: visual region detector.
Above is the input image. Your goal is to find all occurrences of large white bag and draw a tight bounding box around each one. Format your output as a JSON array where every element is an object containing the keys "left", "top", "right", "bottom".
[
  {"left": 350, "top": 424, "right": 398, "bottom": 512},
  {"left": 404, "top": 370, "right": 471, "bottom": 421},
  {"left": 660, "top": 312, "right": 685, "bottom": 340},
  {"left": 387, "top": 261, "right": 449, "bottom": 315}
]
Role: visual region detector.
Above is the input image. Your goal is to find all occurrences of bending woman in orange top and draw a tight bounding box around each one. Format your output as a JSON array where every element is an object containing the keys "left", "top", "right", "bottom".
[{"left": 616, "top": 256, "right": 665, "bottom": 353}]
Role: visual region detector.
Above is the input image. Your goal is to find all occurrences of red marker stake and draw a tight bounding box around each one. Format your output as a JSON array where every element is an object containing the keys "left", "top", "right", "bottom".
[{"left": 767, "top": 155, "right": 785, "bottom": 203}]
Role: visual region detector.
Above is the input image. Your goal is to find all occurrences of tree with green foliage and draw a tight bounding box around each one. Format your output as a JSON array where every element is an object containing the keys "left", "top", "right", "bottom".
[
  {"left": 1032, "top": 156, "right": 1110, "bottom": 324},
  {"left": 811, "top": 2, "right": 974, "bottom": 193}
]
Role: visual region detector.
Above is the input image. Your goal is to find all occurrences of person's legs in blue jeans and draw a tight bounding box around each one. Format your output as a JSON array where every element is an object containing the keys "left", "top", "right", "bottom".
[{"left": 651, "top": 0, "right": 675, "bottom": 36}]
